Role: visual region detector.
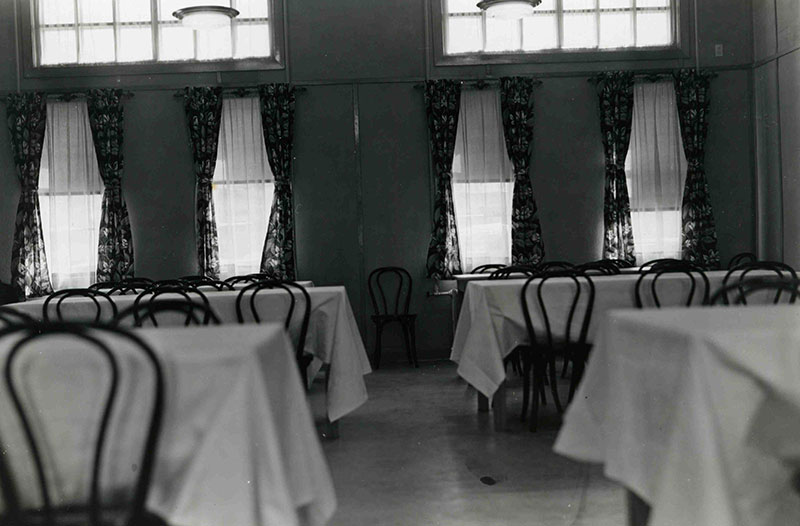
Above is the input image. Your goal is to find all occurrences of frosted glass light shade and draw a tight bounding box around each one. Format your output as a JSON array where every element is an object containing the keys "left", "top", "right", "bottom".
[
  {"left": 172, "top": 5, "right": 239, "bottom": 30},
  {"left": 477, "top": 0, "right": 542, "bottom": 19}
]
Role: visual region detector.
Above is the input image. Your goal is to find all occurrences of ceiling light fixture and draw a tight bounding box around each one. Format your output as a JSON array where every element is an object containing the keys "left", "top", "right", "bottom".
[
  {"left": 476, "top": 0, "right": 542, "bottom": 19},
  {"left": 172, "top": 5, "right": 240, "bottom": 30}
]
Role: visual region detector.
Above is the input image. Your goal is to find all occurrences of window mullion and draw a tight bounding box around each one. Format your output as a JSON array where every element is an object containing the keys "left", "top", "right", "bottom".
[
  {"left": 632, "top": 0, "right": 638, "bottom": 46},
  {"left": 556, "top": 0, "right": 564, "bottom": 49},
  {"left": 112, "top": 0, "right": 119, "bottom": 62},
  {"left": 150, "top": 0, "right": 159, "bottom": 61},
  {"left": 481, "top": 11, "right": 487, "bottom": 52},
  {"left": 595, "top": 0, "right": 600, "bottom": 49},
  {"left": 231, "top": 0, "right": 238, "bottom": 58},
  {"left": 73, "top": 0, "right": 81, "bottom": 62}
]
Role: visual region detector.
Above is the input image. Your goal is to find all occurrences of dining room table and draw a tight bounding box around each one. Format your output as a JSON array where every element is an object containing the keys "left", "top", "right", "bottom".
[
  {"left": 0, "top": 323, "right": 337, "bottom": 526},
  {"left": 450, "top": 269, "right": 752, "bottom": 429},
  {"left": 554, "top": 304, "right": 800, "bottom": 526},
  {"left": 7, "top": 285, "right": 371, "bottom": 426}
]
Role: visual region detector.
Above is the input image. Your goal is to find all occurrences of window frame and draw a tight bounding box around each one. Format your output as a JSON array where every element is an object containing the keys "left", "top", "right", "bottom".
[
  {"left": 430, "top": 0, "right": 691, "bottom": 66},
  {"left": 17, "top": 0, "right": 286, "bottom": 79}
]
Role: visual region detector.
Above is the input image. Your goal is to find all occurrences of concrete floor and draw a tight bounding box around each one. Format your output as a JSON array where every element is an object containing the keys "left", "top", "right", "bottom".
[{"left": 319, "top": 361, "right": 625, "bottom": 526}]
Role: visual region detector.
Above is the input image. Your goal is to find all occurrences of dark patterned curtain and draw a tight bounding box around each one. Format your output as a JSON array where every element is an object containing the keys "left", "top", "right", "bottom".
[
  {"left": 500, "top": 77, "right": 545, "bottom": 266},
  {"left": 596, "top": 72, "right": 636, "bottom": 263},
  {"left": 258, "top": 83, "right": 296, "bottom": 280},
  {"left": 674, "top": 69, "right": 720, "bottom": 269},
  {"left": 5, "top": 93, "right": 52, "bottom": 299},
  {"left": 424, "top": 80, "right": 463, "bottom": 279},
  {"left": 183, "top": 87, "right": 223, "bottom": 279},
  {"left": 87, "top": 89, "right": 134, "bottom": 282}
]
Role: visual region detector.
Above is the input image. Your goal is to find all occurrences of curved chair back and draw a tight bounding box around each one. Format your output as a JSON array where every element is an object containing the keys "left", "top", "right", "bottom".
[
  {"left": 635, "top": 266, "right": 710, "bottom": 308},
  {"left": 0, "top": 307, "right": 35, "bottom": 328},
  {"left": 604, "top": 258, "right": 635, "bottom": 269},
  {"left": 536, "top": 261, "right": 574, "bottom": 273},
  {"left": 488, "top": 265, "right": 536, "bottom": 280},
  {"left": 367, "top": 267, "right": 413, "bottom": 316},
  {"left": 89, "top": 278, "right": 154, "bottom": 296},
  {"left": 722, "top": 261, "right": 797, "bottom": 304},
  {"left": 115, "top": 298, "right": 221, "bottom": 327},
  {"left": 710, "top": 276, "right": 800, "bottom": 305},
  {"left": 576, "top": 260, "right": 621, "bottom": 275},
  {"left": 470, "top": 264, "right": 506, "bottom": 274},
  {"left": 179, "top": 277, "right": 233, "bottom": 291},
  {"left": 43, "top": 289, "right": 118, "bottom": 323},
  {"left": 0, "top": 322, "right": 165, "bottom": 526},
  {"left": 727, "top": 252, "right": 757, "bottom": 269},
  {"left": 223, "top": 274, "right": 277, "bottom": 287},
  {"left": 638, "top": 258, "right": 685, "bottom": 273},
  {"left": 235, "top": 280, "right": 312, "bottom": 384},
  {"left": 129, "top": 283, "right": 213, "bottom": 327}
]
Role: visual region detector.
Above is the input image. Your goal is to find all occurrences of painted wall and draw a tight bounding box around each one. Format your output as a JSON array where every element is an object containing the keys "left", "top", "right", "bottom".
[{"left": 0, "top": 0, "right": 756, "bottom": 361}]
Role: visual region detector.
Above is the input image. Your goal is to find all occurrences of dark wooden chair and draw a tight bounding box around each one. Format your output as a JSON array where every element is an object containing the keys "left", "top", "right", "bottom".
[
  {"left": 520, "top": 269, "right": 595, "bottom": 431},
  {"left": 635, "top": 264, "right": 710, "bottom": 308},
  {"left": 90, "top": 278, "right": 154, "bottom": 296},
  {"left": 536, "top": 261, "right": 575, "bottom": 273},
  {"left": 576, "top": 260, "right": 621, "bottom": 275},
  {"left": 710, "top": 276, "right": 800, "bottom": 305},
  {"left": 727, "top": 252, "right": 758, "bottom": 269},
  {"left": 179, "top": 276, "right": 233, "bottom": 291},
  {"left": 487, "top": 265, "right": 537, "bottom": 280},
  {"left": 43, "top": 288, "right": 118, "bottom": 323},
  {"left": 235, "top": 280, "right": 313, "bottom": 386},
  {"left": 114, "top": 298, "right": 221, "bottom": 327},
  {"left": 0, "top": 322, "right": 168, "bottom": 526},
  {"left": 368, "top": 267, "right": 418, "bottom": 369},
  {"left": 470, "top": 264, "right": 506, "bottom": 274},
  {"left": 721, "top": 261, "right": 797, "bottom": 305},
  {"left": 638, "top": 258, "right": 685, "bottom": 273}
]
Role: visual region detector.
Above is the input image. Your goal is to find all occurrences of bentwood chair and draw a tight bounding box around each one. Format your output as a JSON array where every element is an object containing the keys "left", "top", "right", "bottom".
[
  {"left": 0, "top": 322, "right": 168, "bottom": 526},
  {"left": 710, "top": 276, "right": 800, "bottom": 305},
  {"left": 727, "top": 252, "right": 758, "bottom": 269},
  {"left": 520, "top": 269, "right": 595, "bottom": 431},
  {"left": 235, "top": 280, "right": 313, "bottom": 385},
  {"left": 635, "top": 264, "right": 710, "bottom": 308},
  {"left": 576, "top": 260, "right": 621, "bottom": 275},
  {"left": 488, "top": 265, "right": 537, "bottom": 280},
  {"left": 114, "top": 299, "right": 221, "bottom": 327},
  {"left": 127, "top": 283, "right": 214, "bottom": 327},
  {"left": 0, "top": 306, "right": 35, "bottom": 327},
  {"left": 90, "top": 278, "right": 154, "bottom": 296},
  {"left": 368, "top": 267, "right": 418, "bottom": 369},
  {"left": 178, "top": 276, "right": 233, "bottom": 291},
  {"left": 721, "top": 261, "right": 797, "bottom": 305},
  {"left": 638, "top": 258, "right": 685, "bottom": 273},
  {"left": 43, "top": 288, "right": 118, "bottom": 323},
  {"left": 470, "top": 264, "right": 507, "bottom": 274},
  {"left": 536, "top": 261, "right": 575, "bottom": 273}
]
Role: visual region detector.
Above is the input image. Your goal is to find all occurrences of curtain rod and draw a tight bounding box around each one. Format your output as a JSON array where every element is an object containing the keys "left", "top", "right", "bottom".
[
  {"left": 172, "top": 85, "right": 308, "bottom": 98},
  {"left": 587, "top": 70, "right": 719, "bottom": 83},
  {"left": 414, "top": 79, "right": 542, "bottom": 90},
  {"left": 0, "top": 90, "right": 135, "bottom": 102}
]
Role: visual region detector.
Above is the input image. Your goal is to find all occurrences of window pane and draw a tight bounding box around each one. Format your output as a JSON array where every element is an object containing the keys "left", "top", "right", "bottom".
[
  {"left": 234, "top": 23, "right": 270, "bottom": 58},
  {"left": 159, "top": 0, "right": 198, "bottom": 21},
  {"left": 562, "top": 12, "right": 597, "bottom": 49},
  {"left": 119, "top": 0, "right": 152, "bottom": 22},
  {"left": 78, "top": 0, "right": 113, "bottom": 23},
  {"left": 522, "top": 14, "right": 557, "bottom": 51},
  {"left": 41, "top": 29, "right": 78, "bottom": 65},
  {"left": 637, "top": 0, "right": 669, "bottom": 6},
  {"left": 600, "top": 11, "right": 633, "bottom": 49},
  {"left": 636, "top": 11, "right": 671, "bottom": 47},
  {"left": 446, "top": 16, "right": 483, "bottom": 54},
  {"left": 485, "top": 17, "right": 520, "bottom": 52},
  {"left": 196, "top": 26, "right": 233, "bottom": 60},
  {"left": 447, "top": 0, "right": 481, "bottom": 13},
  {"left": 38, "top": 0, "right": 76, "bottom": 25},
  {"left": 537, "top": 0, "right": 556, "bottom": 10},
  {"left": 159, "top": 25, "right": 195, "bottom": 61},
  {"left": 563, "top": 0, "right": 596, "bottom": 10},
  {"left": 235, "top": 0, "right": 269, "bottom": 18},
  {"left": 80, "top": 27, "right": 115, "bottom": 63},
  {"left": 119, "top": 26, "right": 154, "bottom": 62},
  {"left": 600, "top": 0, "right": 632, "bottom": 7}
]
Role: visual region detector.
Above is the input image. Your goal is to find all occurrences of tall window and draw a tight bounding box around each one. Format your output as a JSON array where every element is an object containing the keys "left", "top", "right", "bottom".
[
  {"left": 39, "top": 100, "right": 104, "bottom": 289},
  {"left": 213, "top": 97, "right": 274, "bottom": 278},
  {"left": 452, "top": 89, "right": 514, "bottom": 271},
  {"left": 626, "top": 81, "right": 687, "bottom": 263},
  {"left": 443, "top": 0, "right": 674, "bottom": 55},
  {"left": 34, "top": 0, "right": 272, "bottom": 66}
]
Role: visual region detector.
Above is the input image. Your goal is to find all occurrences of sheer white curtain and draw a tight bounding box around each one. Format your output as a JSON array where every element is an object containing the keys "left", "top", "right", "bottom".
[
  {"left": 39, "top": 100, "right": 104, "bottom": 290},
  {"left": 213, "top": 97, "right": 274, "bottom": 279},
  {"left": 626, "top": 81, "right": 688, "bottom": 263},
  {"left": 452, "top": 88, "right": 514, "bottom": 271}
]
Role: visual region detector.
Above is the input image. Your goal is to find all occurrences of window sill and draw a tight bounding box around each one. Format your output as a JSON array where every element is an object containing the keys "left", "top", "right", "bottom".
[{"left": 435, "top": 46, "right": 689, "bottom": 67}]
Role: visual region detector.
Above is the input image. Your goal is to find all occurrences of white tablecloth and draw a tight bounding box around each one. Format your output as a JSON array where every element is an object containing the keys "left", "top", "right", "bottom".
[
  {"left": 554, "top": 305, "right": 800, "bottom": 526},
  {"left": 451, "top": 270, "right": 735, "bottom": 398},
  {"left": 9, "top": 286, "right": 371, "bottom": 422},
  {"left": 0, "top": 324, "right": 336, "bottom": 526}
]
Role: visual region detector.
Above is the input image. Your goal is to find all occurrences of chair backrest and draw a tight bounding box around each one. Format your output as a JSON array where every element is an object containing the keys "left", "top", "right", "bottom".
[
  {"left": 43, "top": 289, "right": 118, "bottom": 323},
  {"left": 521, "top": 270, "right": 595, "bottom": 350},
  {"left": 0, "top": 307, "right": 35, "bottom": 328},
  {"left": 722, "top": 261, "right": 797, "bottom": 304},
  {"left": 367, "top": 267, "right": 413, "bottom": 316},
  {"left": 470, "top": 264, "right": 506, "bottom": 274},
  {"left": 576, "top": 260, "right": 621, "bottom": 276},
  {"left": 0, "top": 322, "right": 165, "bottom": 526},
  {"left": 604, "top": 258, "right": 635, "bottom": 269},
  {"left": 117, "top": 297, "right": 220, "bottom": 327},
  {"left": 638, "top": 258, "right": 685, "bottom": 273},
  {"left": 488, "top": 265, "right": 536, "bottom": 280},
  {"left": 635, "top": 266, "right": 710, "bottom": 308},
  {"left": 710, "top": 276, "right": 800, "bottom": 305},
  {"left": 536, "top": 261, "right": 575, "bottom": 273},
  {"left": 89, "top": 278, "right": 154, "bottom": 296},
  {"left": 235, "top": 280, "right": 312, "bottom": 384},
  {"left": 180, "top": 277, "right": 233, "bottom": 291},
  {"left": 727, "top": 252, "right": 757, "bottom": 269},
  {"left": 223, "top": 274, "right": 274, "bottom": 287}
]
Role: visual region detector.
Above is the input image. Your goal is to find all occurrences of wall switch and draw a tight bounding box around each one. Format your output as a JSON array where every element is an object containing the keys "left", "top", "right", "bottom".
[{"left": 715, "top": 44, "right": 723, "bottom": 57}]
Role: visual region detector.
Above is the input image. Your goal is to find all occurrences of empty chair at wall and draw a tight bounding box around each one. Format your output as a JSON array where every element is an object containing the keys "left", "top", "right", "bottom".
[{"left": 367, "top": 267, "right": 418, "bottom": 369}]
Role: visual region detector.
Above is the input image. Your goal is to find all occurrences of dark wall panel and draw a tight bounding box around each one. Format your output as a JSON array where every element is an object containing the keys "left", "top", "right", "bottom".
[
  {"left": 779, "top": 50, "right": 800, "bottom": 267},
  {"left": 754, "top": 62, "right": 783, "bottom": 260}
]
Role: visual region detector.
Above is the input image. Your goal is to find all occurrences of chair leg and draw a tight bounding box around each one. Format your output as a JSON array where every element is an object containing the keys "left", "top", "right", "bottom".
[
  {"left": 409, "top": 321, "right": 419, "bottom": 368},
  {"left": 400, "top": 321, "right": 413, "bottom": 366},
  {"left": 373, "top": 323, "right": 383, "bottom": 370},
  {"left": 520, "top": 353, "right": 531, "bottom": 422},
  {"left": 561, "top": 354, "right": 570, "bottom": 378},
  {"left": 548, "top": 354, "right": 563, "bottom": 414},
  {"left": 529, "top": 357, "right": 543, "bottom": 432}
]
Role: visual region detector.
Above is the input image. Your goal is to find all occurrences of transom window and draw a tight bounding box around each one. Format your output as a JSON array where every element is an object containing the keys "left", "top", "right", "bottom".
[
  {"left": 33, "top": 0, "right": 272, "bottom": 66},
  {"left": 443, "top": 0, "right": 674, "bottom": 55}
]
